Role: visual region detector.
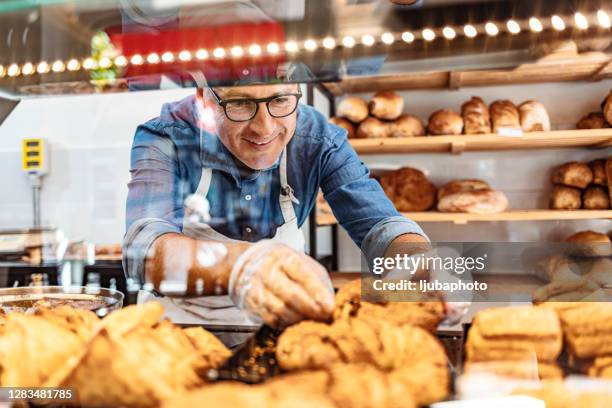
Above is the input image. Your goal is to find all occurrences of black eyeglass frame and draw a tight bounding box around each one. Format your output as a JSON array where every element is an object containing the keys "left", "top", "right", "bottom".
[{"left": 209, "top": 88, "right": 302, "bottom": 122}]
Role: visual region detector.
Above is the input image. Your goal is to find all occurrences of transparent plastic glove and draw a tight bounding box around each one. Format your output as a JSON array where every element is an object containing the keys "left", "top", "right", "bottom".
[{"left": 229, "top": 242, "right": 335, "bottom": 327}]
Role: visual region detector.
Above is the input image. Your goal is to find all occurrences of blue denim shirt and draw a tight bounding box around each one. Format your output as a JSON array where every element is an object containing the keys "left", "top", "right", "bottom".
[{"left": 123, "top": 95, "right": 427, "bottom": 282}]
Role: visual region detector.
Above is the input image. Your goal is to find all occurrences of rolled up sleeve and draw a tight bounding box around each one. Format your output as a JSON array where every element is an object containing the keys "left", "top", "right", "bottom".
[{"left": 320, "top": 127, "right": 428, "bottom": 266}]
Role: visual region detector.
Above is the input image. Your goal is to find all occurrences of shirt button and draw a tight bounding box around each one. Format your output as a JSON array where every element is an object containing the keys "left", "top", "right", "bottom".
[
  {"left": 245, "top": 194, "right": 252, "bottom": 201},
  {"left": 245, "top": 227, "right": 252, "bottom": 233}
]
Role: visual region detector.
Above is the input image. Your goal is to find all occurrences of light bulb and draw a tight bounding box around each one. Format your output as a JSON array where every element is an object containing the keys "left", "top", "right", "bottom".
[
  {"left": 196, "top": 49, "right": 208, "bottom": 60},
  {"left": 361, "top": 34, "right": 375, "bottom": 46},
  {"left": 213, "top": 48, "right": 226, "bottom": 58},
  {"left": 422, "top": 28, "right": 436, "bottom": 41},
  {"left": 304, "top": 39, "right": 317, "bottom": 51},
  {"left": 507, "top": 20, "right": 521, "bottom": 34},
  {"left": 51, "top": 60, "right": 65, "bottom": 72},
  {"left": 66, "top": 59, "right": 80, "bottom": 71},
  {"left": 464, "top": 24, "right": 477, "bottom": 38},
  {"left": 83, "top": 58, "right": 97, "bottom": 69},
  {"left": 401, "top": 31, "right": 415, "bottom": 43},
  {"left": 248, "top": 44, "right": 261, "bottom": 56},
  {"left": 597, "top": 10, "right": 611, "bottom": 28},
  {"left": 0, "top": 65, "right": 5, "bottom": 78},
  {"left": 381, "top": 32, "right": 395, "bottom": 44},
  {"left": 285, "top": 41, "right": 298, "bottom": 52},
  {"left": 442, "top": 26, "right": 456, "bottom": 39},
  {"left": 266, "top": 42, "right": 280, "bottom": 54},
  {"left": 21, "top": 62, "right": 34, "bottom": 75},
  {"left": 322, "top": 37, "right": 336, "bottom": 49},
  {"left": 146, "top": 53, "right": 160, "bottom": 64},
  {"left": 114, "top": 56, "right": 127, "bottom": 67},
  {"left": 529, "top": 17, "right": 543, "bottom": 32},
  {"left": 178, "top": 50, "right": 192, "bottom": 61},
  {"left": 485, "top": 22, "right": 499, "bottom": 36},
  {"left": 551, "top": 15, "right": 566, "bottom": 31},
  {"left": 7, "top": 63, "right": 20, "bottom": 77},
  {"left": 342, "top": 36, "right": 355, "bottom": 48},
  {"left": 575, "top": 12, "right": 589, "bottom": 30},
  {"left": 130, "top": 54, "right": 144, "bottom": 65},
  {"left": 36, "top": 61, "right": 50, "bottom": 74},
  {"left": 230, "top": 46, "right": 243, "bottom": 57},
  {"left": 161, "top": 52, "right": 174, "bottom": 62}
]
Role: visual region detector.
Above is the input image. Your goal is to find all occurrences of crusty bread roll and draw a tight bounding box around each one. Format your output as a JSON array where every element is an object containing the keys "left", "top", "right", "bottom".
[
  {"left": 369, "top": 91, "right": 404, "bottom": 120},
  {"left": 427, "top": 109, "right": 463, "bottom": 135},
  {"left": 602, "top": 89, "right": 612, "bottom": 125},
  {"left": 388, "top": 114, "right": 425, "bottom": 137},
  {"left": 588, "top": 159, "right": 608, "bottom": 186},
  {"left": 566, "top": 230, "right": 612, "bottom": 258},
  {"left": 437, "top": 189, "right": 508, "bottom": 213},
  {"left": 356, "top": 117, "right": 388, "bottom": 138},
  {"left": 461, "top": 97, "right": 491, "bottom": 134},
  {"left": 583, "top": 186, "right": 610, "bottom": 209},
  {"left": 379, "top": 167, "right": 437, "bottom": 211},
  {"left": 551, "top": 161, "right": 593, "bottom": 189},
  {"left": 337, "top": 97, "right": 369, "bottom": 123},
  {"left": 490, "top": 100, "right": 520, "bottom": 132},
  {"left": 566, "top": 230, "right": 611, "bottom": 245},
  {"left": 328, "top": 117, "right": 356, "bottom": 139},
  {"left": 437, "top": 179, "right": 490, "bottom": 201},
  {"left": 576, "top": 112, "right": 608, "bottom": 129},
  {"left": 550, "top": 186, "right": 581, "bottom": 210},
  {"left": 518, "top": 100, "right": 551, "bottom": 132}
]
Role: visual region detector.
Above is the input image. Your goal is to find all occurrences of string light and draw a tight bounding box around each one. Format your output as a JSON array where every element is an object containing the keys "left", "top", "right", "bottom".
[
  {"left": 361, "top": 34, "right": 375, "bottom": 46},
  {"left": 381, "top": 32, "right": 395, "bottom": 44},
  {"left": 114, "top": 56, "right": 127, "bottom": 67},
  {"left": 442, "top": 26, "right": 456, "bottom": 39},
  {"left": 98, "top": 57, "right": 111, "bottom": 68},
  {"left": 422, "top": 28, "right": 436, "bottom": 41},
  {"left": 304, "top": 39, "right": 317, "bottom": 51},
  {"left": 529, "top": 17, "right": 543, "bottom": 32},
  {"left": 66, "top": 59, "right": 80, "bottom": 71},
  {"left": 322, "top": 37, "right": 336, "bottom": 49},
  {"left": 213, "top": 48, "right": 226, "bottom": 58},
  {"left": 178, "top": 50, "right": 192, "bottom": 61},
  {"left": 21, "top": 62, "right": 34, "bottom": 75},
  {"left": 248, "top": 44, "right": 261, "bottom": 56},
  {"left": 0, "top": 65, "right": 5, "bottom": 78},
  {"left": 146, "top": 53, "right": 160, "bottom": 64},
  {"left": 230, "top": 46, "right": 243, "bottom": 57},
  {"left": 83, "top": 58, "right": 96, "bottom": 70},
  {"left": 51, "top": 60, "right": 65, "bottom": 72},
  {"left": 575, "top": 12, "right": 589, "bottom": 29},
  {"left": 507, "top": 20, "right": 521, "bottom": 34},
  {"left": 551, "top": 15, "right": 566, "bottom": 31},
  {"left": 36, "top": 61, "right": 50, "bottom": 74},
  {"left": 342, "top": 36, "right": 355, "bottom": 48},
  {"left": 485, "top": 22, "right": 499, "bottom": 36},
  {"left": 161, "top": 52, "right": 174, "bottom": 62},
  {"left": 266, "top": 43, "right": 280, "bottom": 54},
  {"left": 196, "top": 49, "right": 209, "bottom": 60},
  {"left": 7, "top": 63, "right": 20, "bottom": 77},
  {"left": 401, "top": 31, "right": 415, "bottom": 43},
  {"left": 130, "top": 54, "right": 144, "bottom": 65},
  {"left": 464, "top": 24, "right": 478, "bottom": 38},
  {"left": 597, "top": 10, "right": 611, "bottom": 28},
  {"left": 285, "top": 41, "right": 298, "bottom": 53}
]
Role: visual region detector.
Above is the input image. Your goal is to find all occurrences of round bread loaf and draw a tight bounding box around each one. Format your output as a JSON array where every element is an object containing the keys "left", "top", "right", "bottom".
[
  {"left": 588, "top": 159, "right": 608, "bottom": 186},
  {"left": 518, "top": 100, "right": 551, "bottom": 132},
  {"left": 602, "top": 89, "right": 612, "bottom": 125},
  {"left": 490, "top": 100, "right": 520, "bottom": 132},
  {"left": 388, "top": 114, "right": 425, "bottom": 137},
  {"left": 551, "top": 161, "right": 593, "bottom": 189},
  {"left": 566, "top": 230, "right": 611, "bottom": 244},
  {"left": 328, "top": 116, "right": 356, "bottom": 139},
  {"left": 461, "top": 96, "right": 491, "bottom": 134},
  {"left": 369, "top": 91, "right": 404, "bottom": 120},
  {"left": 437, "top": 189, "right": 508, "bottom": 213},
  {"left": 566, "top": 231, "right": 612, "bottom": 257},
  {"left": 437, "top": 179, "right": 490, "bottom": 201},
  {"left": 427, "top": 109, "right": 463, "bottom": 135},
  {"left": 337, "top": 97, "right": 369, "bottom": 123},
  {"left": 356, "top": 116, "right": 388, "bottom": 138},
  {"left": 583, "top": 186, "right": 610, "bottom": 209},
  {"left": 379, "top": 167, "right": 436, "bottom": 211},
  {"left": 576, "top": 112, "right": 608, "bottom": 129},
  {"left": 550, "top": 185, "right": 582, "bottom": 210}
]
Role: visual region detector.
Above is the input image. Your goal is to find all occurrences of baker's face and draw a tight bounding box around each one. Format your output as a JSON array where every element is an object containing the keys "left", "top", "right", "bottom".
[{"left": 203, "top": 84, "right": 299, "bottom": 170}]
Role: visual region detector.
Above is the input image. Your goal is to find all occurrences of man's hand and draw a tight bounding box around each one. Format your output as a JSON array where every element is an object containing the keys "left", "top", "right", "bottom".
[{"left": 229, "top": 242, "right": 335, "bottom": 327}]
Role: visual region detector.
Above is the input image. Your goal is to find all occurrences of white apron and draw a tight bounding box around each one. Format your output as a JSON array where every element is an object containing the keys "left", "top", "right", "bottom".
[{"left": 137, "top": 147, "right": 305, "bottom": 328}]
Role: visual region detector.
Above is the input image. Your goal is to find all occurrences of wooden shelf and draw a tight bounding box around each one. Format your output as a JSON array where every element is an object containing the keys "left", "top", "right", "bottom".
[
  {"left": 317, "top": 210, "right": 612, "bottom": 226},
  {"left": 348, "top": 129, "right": 612, "bottom": 154},
  {"left": 323, "top": 52, "right": 612, "bottom": 95}
]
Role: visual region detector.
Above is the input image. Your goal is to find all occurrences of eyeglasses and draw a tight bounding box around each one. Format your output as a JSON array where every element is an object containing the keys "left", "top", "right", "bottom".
[{"left": 209, "top": 88, "right": 302, "bottom": 122}]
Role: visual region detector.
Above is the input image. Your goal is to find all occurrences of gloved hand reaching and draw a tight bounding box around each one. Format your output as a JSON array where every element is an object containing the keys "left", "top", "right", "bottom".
[{"left": 229, "top": 242, "right": 335, "bottom": 327}]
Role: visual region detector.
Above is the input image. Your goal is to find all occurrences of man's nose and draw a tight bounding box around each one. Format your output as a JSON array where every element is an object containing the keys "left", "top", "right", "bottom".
[{"left": 248, "top": 103, "right": 276, "bottom": 135}]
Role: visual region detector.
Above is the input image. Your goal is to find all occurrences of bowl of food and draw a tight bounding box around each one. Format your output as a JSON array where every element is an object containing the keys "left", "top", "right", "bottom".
[{"left": 0, "top": 286, "right": 124, "bottom": 317}]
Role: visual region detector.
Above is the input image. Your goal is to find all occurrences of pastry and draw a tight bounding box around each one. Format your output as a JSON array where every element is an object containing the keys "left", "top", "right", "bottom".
[
  {"left": 356, "top": 117, "right": 389, "bottom": 138},
  {"left": 379, "top": 167, "right": 437, "bottom": 211},
  {"left": 388, "top": 114, "right": 425, "bottom": 137},
  {"left": 369, "top": 91, "right": 404, "bottom": 120},
  {"left": 551, "top": 161, "right": 593, "bottom": 189},
  {"left": 583, "top": 186, "right": 610, "bottom": 209},
  {"left": 576, "top": 112, "right": 608, "bottom": 129},
  {"left": 490, "top": 100, "right": 520, "bottom": 132},
  {"left": 337, "top": 97, "right": 369, "bottom": 123},
  {"left": 463, "top": 360, "right": 563, "bottom": 380},
  {"left": 461, "top": 96, "right": 491, "bottom": 134},
  {"left": 329, "top": 116, "right": 356, "bottom": 139},
  {"left": 602, "top": 89, "right": 612, "bottom": 125},
  {"left": 518, "top": 100, "right": 551, "bottom": 132},
  {"left": 566, "top": 230, "right": 612, "bottom": 257},
  {"left": 560, "top": 303, "right": 612, "bottom": 358},
  {"left": 588, "top": 159, "right": 608, "bottom": 186},
  {"left": 550, "top": 185, "right": 581, "bottom": 210},
  {"left": 437, "top": 179, "right": 490, "bottom": 201},
  {"left": 437, "top": 189, "right": 508, "bottom": 213},
  {"left": 427, "top": 109, "right": 463, "bottom": 135}
]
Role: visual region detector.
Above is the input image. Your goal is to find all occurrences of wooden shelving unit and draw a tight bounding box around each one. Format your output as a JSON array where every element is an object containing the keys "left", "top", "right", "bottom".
[
  {"left": 348, "top": 129, "right": 612, "bottom": 154},
  {"left": 317, "top": 209, "right": 612, "bottom": 226}
]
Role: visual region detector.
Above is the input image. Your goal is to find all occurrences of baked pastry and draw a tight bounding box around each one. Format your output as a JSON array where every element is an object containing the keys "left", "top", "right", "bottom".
[
  {"left": 463, "top": 360, "right": 563, "bottom": 380},
  {"left": 583, "top": 186, "right": 610, "bottom": 209},
  {"left": 550, "top": 185, "right": 582, "bottom": 210},
  {"left": 602, "top": 89, "right": 612, "bottom": 125},
  {"left": 461, "top": 96, "right": 491, "bottom": 134},
  {"left": 369, "top": 91, "right": 404, "bottom": 120},
  {"left": 518, "top": 100, "right": 551, "bottom": 132},
  {"left": 588, "top": 159, "right": 608, "bottom": 186},
  {"left": 437, "top": 180, "right": 508, "bottom": 214},
  {"left": 565, "top": 230, "right": 612, "bottom": 257},
  {"left": 388, "top": 114, "right": 425, "bottom": 137},
  {"left": 427, "top": 109, "right": 463, "bottom": 135},
  {"left": 589, "top": 356, "right": 612, "bottom": 379},
  {"left": 337, "top": 97, "right": 369, "bottom": 123},
  {"left": 379, "top": 167, "right": 437, "bottom": 211},
  {"left": 356, "top": 117, "right": 389, "bottom": 138},
  {"left": 576, "top": 112, "right": 608, "bottom": 129},
  {"left": 329, "top": 116, "right": 356, "bottom": 139},
  {"left": 560, "top": 303, "right": 612, "bottom": 358},
  {"left": 551, "top": 161, "right": 593, "bottom": 189},
  {"left": 437, "top": 179, "right": 490, "bottom": 201},
  {"left": 490, "top": 100, "right": 520, "bottom": 132}
]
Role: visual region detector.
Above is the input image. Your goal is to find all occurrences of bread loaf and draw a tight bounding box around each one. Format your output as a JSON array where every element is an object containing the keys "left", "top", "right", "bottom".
[
  {"left": 337, "top": 97, "right": 369, "bottom": 123},
  {"left": 388, "top": 114, "right": 425, "bottom": 137},
  {"left": 437, "top": 179, "right": 490, "bottom": 201},
  {"left": 566, "top": 230, "right": 612, "bottom": 257},
  {"left": 602, "top": 89, "right": 612, "bottom": 125},
  {"left": 461, "top": 97, "right": 491, "bottom": 134},
  {"left": 576, "top": 112, "right": 608, "bottom": 129},
  {"left": 369, "top": 91, "right": 404, "bottom": 120},
  {"left": 490, "top": 100, "right": 520, "bottom": 132},
  {"left": 583, "top": 186, "right": 610, "bottom": 209},
  {"left": 518, "top": 100, "right": 551, "bottom": 132},
  {"left": 329, "top": 117, "right": 356, "bottom": 139},
  {"left": 437, "top": 189, "right": 508, "bottom": 213},
  {"left": 588, "top": 159, "right": 608, "bottom": 186},
  {"left": 356, "top": 117, "right": 388, "bottom": 138},
  {"left": 379, "top": 167, "right": 437, "bottom": 211},
  {"left": 550, "top": 185, "right": 581, "bottom": 210},
  {"left": 427, "top": 109, "right": 463, "bottom": 135},
  {"left": 551, "top": 161, "right": 593, "bottom": 189}
]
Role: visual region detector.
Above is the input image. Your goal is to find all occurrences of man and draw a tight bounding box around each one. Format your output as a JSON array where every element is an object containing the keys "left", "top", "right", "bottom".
[{"left": 123, "top": 81, "right": 428, "bottom": 327}]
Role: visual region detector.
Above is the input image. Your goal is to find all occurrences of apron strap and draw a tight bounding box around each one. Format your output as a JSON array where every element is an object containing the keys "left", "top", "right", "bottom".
[
  {"left": 279, "top": 149, "right": 299, "bottom": 223},
  {"left": 195, "top": 168, "right": 213, "bottom": 196}
]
